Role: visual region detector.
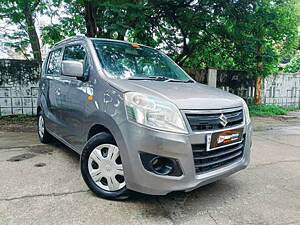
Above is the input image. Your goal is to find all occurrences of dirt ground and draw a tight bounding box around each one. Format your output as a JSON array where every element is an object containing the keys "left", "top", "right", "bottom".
[
  {"left": 0, "top": 116, "right": 36, "bottom": 132},
  {"left": 0, "top": 113, "right": 300, "bottom": 225}
]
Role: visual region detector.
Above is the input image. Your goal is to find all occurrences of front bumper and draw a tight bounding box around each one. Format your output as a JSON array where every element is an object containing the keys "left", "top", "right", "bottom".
[{"left": 118, "top": 120, "right": 252, "bottom": 195}]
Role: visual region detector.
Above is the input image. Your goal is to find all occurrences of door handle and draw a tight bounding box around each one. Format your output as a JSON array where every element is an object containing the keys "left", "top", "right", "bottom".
[
  {"left": 55, "top": 88, "right": 61, "bottom": 96},
  {"left": 41, "top": 83, "right": 46, "bottom": 91},
  {"left": 63, "top": 80, "right": 71, "bottom": 84}
]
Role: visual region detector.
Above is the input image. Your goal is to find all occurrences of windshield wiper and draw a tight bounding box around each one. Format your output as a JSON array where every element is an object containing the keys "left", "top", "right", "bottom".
[
  {"left": 127, "top": 77, "right": 154, "bottom": 80},
  {"left": 148, "top": 76, "right": 170, "bottom": 81},
  {"left": 127, "top": 76, "right": 194, "bottom": 83},
  {"left": 164, "top": 79, "right": 195, "bottom": 83},
  {"left": 127, "top": 76, "right": 169, "bottom": 81},
  {"left": 184, "top": 79, "right": 195, "bottom": 83},
  {"left": 150, "top": 76, "right": 195, "bottom": 83}
]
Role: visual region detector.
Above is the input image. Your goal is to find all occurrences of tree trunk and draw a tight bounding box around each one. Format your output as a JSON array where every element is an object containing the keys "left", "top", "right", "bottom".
[
  {"left": 255, "top": 76, "right": 262, "bottom": 105},
  {"left": 22, "top": 6, "right": 42, "bottom": 63},
  {"left": 117, "top": 33, "right": 125, "bottom": 40},
  {"left": 255, "top": 33, "right": 264, "bottom": 105},
  {"left": 255, "top": 59, "right": 263, "bottom": 105},
  {"left": 84, "top": 1, "right": 98, "bottom": 37}
]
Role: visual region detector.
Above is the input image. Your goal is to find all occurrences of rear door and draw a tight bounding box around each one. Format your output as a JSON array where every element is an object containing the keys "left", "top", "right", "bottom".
[
  {"left": 58, "top": 43, "right": 90, "bottom": 149},
  {"left": 43, "top": 48, "right": 63, "bottom": 133}
]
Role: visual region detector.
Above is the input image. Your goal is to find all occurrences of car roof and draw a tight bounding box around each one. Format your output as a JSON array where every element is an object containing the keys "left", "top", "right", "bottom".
[{"left": 52, "top": 35, "right": 146, "bottom": 50}]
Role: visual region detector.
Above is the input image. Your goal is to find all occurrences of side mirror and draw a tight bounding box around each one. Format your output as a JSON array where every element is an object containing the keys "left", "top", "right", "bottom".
[{"left": 62, "top": 60, "right": 83, "bottom": 78}]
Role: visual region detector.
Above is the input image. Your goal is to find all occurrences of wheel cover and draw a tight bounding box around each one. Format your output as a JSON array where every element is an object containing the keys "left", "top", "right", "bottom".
[
  {"left": 38, "top": 115, "right": 45, "bottom": 138},
  {"left": 88, "top": 144, "right": 125, "bottom": 192}
]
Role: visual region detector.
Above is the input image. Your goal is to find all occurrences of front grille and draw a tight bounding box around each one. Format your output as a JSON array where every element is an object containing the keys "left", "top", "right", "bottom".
[
  {"left": 192, "top": 136, "right": 245, "bottom": 174},
  {"left": 186, "top": 109, "right": 243, "bottom": 132}
]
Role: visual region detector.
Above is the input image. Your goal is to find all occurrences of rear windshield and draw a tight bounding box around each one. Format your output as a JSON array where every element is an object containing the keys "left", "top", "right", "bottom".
[{"left": 92, "top": 40, "right": 190, "bottom": 81}]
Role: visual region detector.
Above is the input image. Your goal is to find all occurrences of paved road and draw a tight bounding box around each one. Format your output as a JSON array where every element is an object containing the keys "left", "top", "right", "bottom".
[{"left": 0, "top": 115, "right": 300, "bottom": 225}]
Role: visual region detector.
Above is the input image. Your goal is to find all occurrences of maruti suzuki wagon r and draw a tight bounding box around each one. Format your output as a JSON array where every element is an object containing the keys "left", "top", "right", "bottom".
[{"left": 37, "top": 36, "right": 252, "bottom": 200}]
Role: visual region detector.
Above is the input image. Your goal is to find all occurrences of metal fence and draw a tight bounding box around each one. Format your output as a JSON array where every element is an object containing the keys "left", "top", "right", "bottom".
[
  {"left": 263, "top": 73, "right": 300, "bottom": 107},
  {"left": 183, "top": 67, "right": 256, "bottom": 103},
  {"left": 216, "top": 70, "right": 256, "bottom": 104}
]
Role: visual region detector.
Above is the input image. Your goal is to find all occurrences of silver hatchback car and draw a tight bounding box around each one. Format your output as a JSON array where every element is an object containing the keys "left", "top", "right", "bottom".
[{"left": 37, "top": 36, "right": 252, "bottom": 200}]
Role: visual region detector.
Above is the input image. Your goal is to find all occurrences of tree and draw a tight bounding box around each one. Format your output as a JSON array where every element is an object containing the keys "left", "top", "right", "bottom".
[
  {"left": 41, "top": 0, "right": 147, "bottom": 42},
  {"left": 284, "top": 51, "right": 300, "bottom": 73},
  {"left": 167, "top": 0, "right": 299, "bottom": 104},
  {"left": 132, "top": 0, "right": 300, "bottom": 82},
  {"left": 39, "top": 0, "right": 300, "bottom": 104},
  {"left": 225, "top": 0, "right": 300, "bottom": 104},
  {"left": 40, "top": 0, "right": 86, "bottom": 46},
  {"left": 0, "top": 0, "right": 47, "bottom": 62}
]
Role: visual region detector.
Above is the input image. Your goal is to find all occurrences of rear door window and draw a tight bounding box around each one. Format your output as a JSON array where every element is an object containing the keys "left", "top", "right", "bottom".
[{"left": 46, "top": 48, "right": 62, "bottom": 75}]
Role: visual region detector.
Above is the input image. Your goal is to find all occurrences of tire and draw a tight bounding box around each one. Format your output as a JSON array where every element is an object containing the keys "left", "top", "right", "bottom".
[
  {"left": 80, "top": 132, "right": 131, "bottom": 200},
  {"left": 37, "top": 110, "right": 52, "bottom": 144}
]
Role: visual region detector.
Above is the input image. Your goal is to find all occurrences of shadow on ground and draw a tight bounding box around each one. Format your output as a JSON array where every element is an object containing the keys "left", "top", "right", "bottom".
[{"left": 51, "top": 137, "right": 237, "bottom": 222}]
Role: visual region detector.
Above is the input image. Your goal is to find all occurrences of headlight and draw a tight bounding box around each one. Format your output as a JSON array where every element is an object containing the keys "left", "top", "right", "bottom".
[
  {"left": 124, "top": 92, "right": 188, "bottom": 134},
  {"left": 241, "top": 99, "right": 251, "bottom": 124}
]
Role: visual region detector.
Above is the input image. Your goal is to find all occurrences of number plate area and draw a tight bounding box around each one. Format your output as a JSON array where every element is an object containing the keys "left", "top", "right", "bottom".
[{"left": 206, "top": 128, "right": 244, "bottom": 151}]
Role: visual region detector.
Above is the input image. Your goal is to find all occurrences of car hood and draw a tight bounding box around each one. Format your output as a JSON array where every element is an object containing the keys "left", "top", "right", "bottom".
[{"left": 109, "top": 79, "right": 243, "bottom": 110}]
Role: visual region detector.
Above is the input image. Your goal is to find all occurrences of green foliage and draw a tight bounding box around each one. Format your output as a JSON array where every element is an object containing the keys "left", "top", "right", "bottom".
[
  {"left": 0, "top": 0, "right": 46, "bottom": 60},
  {"left": 41, "top": 0, "right": 149, "bottom": 47},
  {"left": 185, "top": 0, "right": 300, "bottom": 77},
  {"left": 284, "top": 51, "right": 300, "bottom": 73},
  {"left": 45, "top": 0, "right": 299, "bottom": 77},
  {"left": 41, "top": 0, "right": 86, "bottom": 47},
  {"left": 1, "top": 0, "right": 299, "bottom": 77},
  {"left": 0, "top": 59, "right": 40, "bottom": 85},
  {"left": 249, "top": 104, "right": 300, "bottom": 116}
]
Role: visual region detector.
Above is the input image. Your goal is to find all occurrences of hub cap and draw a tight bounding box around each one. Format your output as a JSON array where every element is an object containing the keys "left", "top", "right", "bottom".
[
  {"left": 88, "top": 144, "right": 125, "bottom": 191},
  {"left": 38, "top": 115, "right": 45, "bottom": 138}
]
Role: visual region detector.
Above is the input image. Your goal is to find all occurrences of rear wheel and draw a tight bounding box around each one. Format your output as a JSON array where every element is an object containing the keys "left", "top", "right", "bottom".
[
  {"left": 80, "top": 132, "right": 130, "bottom": 200},
  {"left": 37, "top": 110, "right": 52, "bottom": 143}
]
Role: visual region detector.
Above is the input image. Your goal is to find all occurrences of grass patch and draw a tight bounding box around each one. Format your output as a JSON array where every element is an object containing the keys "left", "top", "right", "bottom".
[
  {"left": 0, "top": 114, "right": 36, "bottom": 122},
  {"left": 249, "top": 104, "right": 300, "bottom": 116},
  {"left": 0, "top": 114, "right": 36, "bottom": 132}
]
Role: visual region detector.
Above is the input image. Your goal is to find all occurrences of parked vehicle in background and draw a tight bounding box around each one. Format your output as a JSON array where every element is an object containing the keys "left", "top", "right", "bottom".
[{"left": 37, "top": 36, "right": 252, "bottom": 200}]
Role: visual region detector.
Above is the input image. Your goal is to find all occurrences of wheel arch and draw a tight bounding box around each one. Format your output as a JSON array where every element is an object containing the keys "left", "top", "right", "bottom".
[
  {"left": 37, "top": 106, "right": 42, "bottom": 115},
  {"left": 87, "top": 124, "right": 113, "bottom": 141}
]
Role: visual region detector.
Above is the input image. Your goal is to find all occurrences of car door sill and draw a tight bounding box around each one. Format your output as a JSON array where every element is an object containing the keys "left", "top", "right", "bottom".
[{"left": 47, "top": 128, "right": 81, "bottom": 154}]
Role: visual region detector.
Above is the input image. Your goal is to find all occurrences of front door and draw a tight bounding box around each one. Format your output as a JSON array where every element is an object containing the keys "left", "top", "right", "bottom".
[{"left": 58, "top": 43, "right": 90, "bottom": 150}]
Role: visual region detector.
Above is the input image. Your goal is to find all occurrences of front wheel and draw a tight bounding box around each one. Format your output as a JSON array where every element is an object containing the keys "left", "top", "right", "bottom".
[{"left": 80, "top": 132, "right": 130, "bottom": 200}]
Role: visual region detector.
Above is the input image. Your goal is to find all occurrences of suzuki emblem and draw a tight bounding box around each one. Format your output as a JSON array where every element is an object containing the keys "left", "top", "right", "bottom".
[{"left": 219, "top": 114, "right": 228, "bottom": 127}]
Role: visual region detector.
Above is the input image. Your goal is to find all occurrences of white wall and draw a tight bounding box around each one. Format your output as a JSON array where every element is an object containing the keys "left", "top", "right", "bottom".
[
  {"left": 263, "top": 73, "right": 300, "bottom": 106},
  {"left": 0, "top": 84, "right": 39, "bottom": 116},
  {"left": 0, "top": 59, "right": 39, "bottom": 116}
]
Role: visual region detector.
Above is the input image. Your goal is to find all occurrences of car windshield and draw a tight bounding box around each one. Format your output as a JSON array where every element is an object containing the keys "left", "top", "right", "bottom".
[{"left": 92, "top": 40, "right": 191, "bottom": 81}]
